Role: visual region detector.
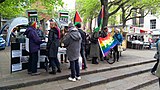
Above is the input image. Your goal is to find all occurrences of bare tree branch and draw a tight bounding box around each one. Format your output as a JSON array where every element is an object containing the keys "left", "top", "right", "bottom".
[
  {"left": 109, "top": 0, "right": 130, "bottom": 16},
  {"left": 126, "top": 10, "right": 150, "bottom": 21},
  {"left": 124, "top": 5, "right": 131, "bottom": 11},
  {"left": 108, "top": 0, "right": 122, "bottom": 9}
]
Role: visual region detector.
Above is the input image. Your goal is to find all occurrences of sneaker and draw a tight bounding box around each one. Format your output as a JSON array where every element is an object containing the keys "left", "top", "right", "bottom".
[
  {"left": 76, "top": 76, "right": 81, "bottom": 80},
  {"left": 31, "top": 72, "right": 40, "bottom": 76},
  {"left": 68, "top": 77, "right": 76, "bottom": 82},
  {"left": 151, "top": 72, "right": 155, "bottom": 75}
]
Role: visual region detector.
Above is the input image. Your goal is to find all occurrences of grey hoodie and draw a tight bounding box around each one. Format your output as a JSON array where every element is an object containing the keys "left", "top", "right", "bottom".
[{"left": 63, "top": 27, "right": 82, "bottom": 61}]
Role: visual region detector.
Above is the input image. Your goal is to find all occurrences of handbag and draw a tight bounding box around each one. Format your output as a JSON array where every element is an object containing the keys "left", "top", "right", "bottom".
[{"left": 118, "top": 45, "right": 123, "bottom": 52}]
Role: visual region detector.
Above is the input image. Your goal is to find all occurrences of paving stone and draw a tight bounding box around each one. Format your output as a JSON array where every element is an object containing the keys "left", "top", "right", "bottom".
[
  {"left": 0, "top": 48, "right": 157, "bottom": 89},
  {"left": 59, "top": 79, "right": 90, "bottom": 90}
]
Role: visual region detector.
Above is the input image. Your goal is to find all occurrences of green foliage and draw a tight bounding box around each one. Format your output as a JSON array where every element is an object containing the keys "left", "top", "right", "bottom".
[
  {"left": 0, "top": 0, "right": 25, "bottom": 18},
  {"left": 0, "top": 0, "right": 64, "bottom": 19},
  {"left": 108, "top": 6, "right": 120, "bottom": 25},
  {"left": 76, "top": 0, "right": 101, "bottom": 23}
]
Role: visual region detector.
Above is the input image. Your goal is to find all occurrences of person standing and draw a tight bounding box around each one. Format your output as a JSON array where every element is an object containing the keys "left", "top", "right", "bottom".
[
  {"left": 62, "top": 23, "right": 82, "bottom": 82},
  {"left": 151, "top": 38, "right": 160, "bottom": 75},
  {"left": 60, "top": 26, "right": 68, "bottom": 63},
  {"left": 90, "top": 31, "right": 100, "bottom": 64},
  {"left": 47, "top": 22, "right": 61, "bottom": 74},
  {"left": 24, "top": 21, "right": 45, "bottom": 76},
  {"left": 113, "top": 28, "right": 123, "bottom": 62},
  {"left": 75, "top": 23, "right": 87, "bottom": 69},
  {"left": 36, "top": 25, "right": 45, "bottom": 40},
  {"left": 99, "top": 26, "right": 109, "bottom": 61}
]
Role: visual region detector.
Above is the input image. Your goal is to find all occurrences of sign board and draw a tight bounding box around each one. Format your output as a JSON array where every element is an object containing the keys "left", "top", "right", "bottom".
[
  {"left": 59, "top": 11, "right": 69, "bottom": 26},
  {"left": 26, "top": 10, "right": 38, "bottom": 22}
]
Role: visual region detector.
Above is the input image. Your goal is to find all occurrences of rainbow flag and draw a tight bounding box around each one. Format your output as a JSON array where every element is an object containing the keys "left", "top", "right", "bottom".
[{"left": 98, "top": 33, "right": 118, "bottom": 57}]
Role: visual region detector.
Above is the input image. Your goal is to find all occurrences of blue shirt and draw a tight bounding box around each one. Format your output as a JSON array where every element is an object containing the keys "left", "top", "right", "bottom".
[
  {"left": 114, "top": 33, "right": 123, "bottom": 45},
  {"left": 156, "top": 39, "right": 160, "bottom": 50}
]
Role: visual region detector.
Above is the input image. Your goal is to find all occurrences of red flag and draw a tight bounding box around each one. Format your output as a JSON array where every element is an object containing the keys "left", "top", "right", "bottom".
[{"left": 74, "top": 11, "right": 82, "bottom": 24}]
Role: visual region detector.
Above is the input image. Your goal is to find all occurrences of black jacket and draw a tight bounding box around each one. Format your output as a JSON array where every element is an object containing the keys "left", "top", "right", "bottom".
[
  {"left": 47, "top": 27, "right": 59, "bottom": 57},
  {"left": 78, "top": 29, "right": 86, "bottom": 47}
]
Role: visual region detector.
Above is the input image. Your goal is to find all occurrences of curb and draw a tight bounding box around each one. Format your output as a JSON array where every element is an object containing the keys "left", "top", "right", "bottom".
[
  {"left": 0, "top": 59, "right": 156, "bottom": 89},
  {"left": 128, "top": 78, "right": 158, "bottom": 90}
]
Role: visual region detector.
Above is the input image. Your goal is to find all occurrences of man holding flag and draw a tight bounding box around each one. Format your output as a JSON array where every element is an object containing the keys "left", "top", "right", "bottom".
[{"left": 74, "top": 11, "right": 88, "bottom": 69}]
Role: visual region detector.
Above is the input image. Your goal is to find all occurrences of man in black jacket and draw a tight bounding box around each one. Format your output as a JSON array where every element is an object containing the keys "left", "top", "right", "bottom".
[
  {"left": 99, "top": 26, "right": 108, "bottom": 61},
  {"left": 75, "top": 23, "right": 87, "bottom": 69}
]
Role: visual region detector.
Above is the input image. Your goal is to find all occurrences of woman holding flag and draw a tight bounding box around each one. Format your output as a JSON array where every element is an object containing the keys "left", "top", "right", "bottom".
[{"left": 90, "top": 31, "right": 100, "bottom": 64}]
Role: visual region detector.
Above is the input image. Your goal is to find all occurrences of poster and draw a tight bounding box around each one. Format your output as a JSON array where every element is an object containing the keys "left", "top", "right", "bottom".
[
  {"left": 25, "top": 38, "right": 29, "bottom": 52},
  {"left": 12, "top": 63, "right": 22, "bottom": 72}
]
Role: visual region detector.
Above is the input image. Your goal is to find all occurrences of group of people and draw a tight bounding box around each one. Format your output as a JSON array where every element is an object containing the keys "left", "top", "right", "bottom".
[
  {"left": 89, "top": 26, "right": 123, "bottom": 64},
  {"left": 24, "top": 20, "right": 123, "bottom": 82}
]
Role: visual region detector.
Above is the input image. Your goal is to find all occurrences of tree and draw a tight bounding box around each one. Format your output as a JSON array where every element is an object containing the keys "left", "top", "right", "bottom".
[
  {"left": 0, "top": 0, "right": 64, "bottom": 28},
  {"left": 119, "top": 0, "right": 160, "bottom": 28},
  {"left": 24, "top": 0, "right": 64, "bottom": 19},
  {"left": 100, "top": 0, "right": 129, "bottom": 29},
  {"left": 76, "top": 0, "right": 101, "bottom": 32}
]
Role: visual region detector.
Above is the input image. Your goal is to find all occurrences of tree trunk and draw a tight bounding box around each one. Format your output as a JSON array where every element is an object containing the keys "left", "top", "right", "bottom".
[
  {"left": 122, "top": 7, "right": 126, "bottom": 28},
  {"left": 101, "top": 0, "right": 109, "bottom": 30},
  {"left": 89, "top": 17, "right": 93, "bottom": 33},
  {"left": 0, "top": 13, "right": 1, "bottom": 30}
]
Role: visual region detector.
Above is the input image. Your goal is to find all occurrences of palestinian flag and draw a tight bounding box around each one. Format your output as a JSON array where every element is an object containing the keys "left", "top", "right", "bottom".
[
  {"left": 60, "top": 12, "right": 68, "bottom": 18},
  {"left": 74, "top": 11, "right": 82, "bottom": 25},
  {"left": 94, "top": 5, "right": 104, "bottom": 32}
]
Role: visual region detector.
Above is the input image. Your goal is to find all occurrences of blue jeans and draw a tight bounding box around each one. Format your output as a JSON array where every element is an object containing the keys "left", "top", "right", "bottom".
[
  {"left": 28, "top": 51, "right": 38, "bottom": 73},
  {"left": 70, "top": 59, "right": 80, "bottom": 78}
]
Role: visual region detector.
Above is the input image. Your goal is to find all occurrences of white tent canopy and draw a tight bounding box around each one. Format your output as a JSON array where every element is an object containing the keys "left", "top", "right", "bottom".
[{"left": 1, "top": 17, "right": 28, "bottom": 46}]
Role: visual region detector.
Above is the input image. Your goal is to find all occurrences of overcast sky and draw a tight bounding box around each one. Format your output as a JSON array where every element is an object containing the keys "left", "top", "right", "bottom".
[{"left": 62, "top": 0, "right": 76, "bottom": 10}]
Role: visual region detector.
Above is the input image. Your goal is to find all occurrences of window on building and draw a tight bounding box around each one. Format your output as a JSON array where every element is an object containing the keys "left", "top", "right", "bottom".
[{"left": 150, "top": 19, "right": 156, "bottom": 29}]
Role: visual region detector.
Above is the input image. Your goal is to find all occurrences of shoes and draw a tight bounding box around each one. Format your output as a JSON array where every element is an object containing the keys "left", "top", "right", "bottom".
[
  {"left": 76, "top": 76, "right": 81, "bottom": 80},
  {"left": 82, "top": 67, "right": 87, "bottom": 70},
  {"left": 57, "top": 69, "right": 61, "bottom": 73},
  {"left": 151, "top": 72, "right": 155, "bottom": 75},
  {"left": 68, "top": 77, "right": 76, "bottom": 82},
  {"left": 28, "top": 72, "right": 32, "bottom": 74},
  {"left": 31, "top": 72, "right": 40, "bottom": 76},
  {"left": 49, "top": 71, "right": 56, "bottom": 74},
  {"left": 65, "top": 61, "right": 69, "bottom": 63},
  {"left": 61, "top": 61, "right": 64, "bottom": 64}
]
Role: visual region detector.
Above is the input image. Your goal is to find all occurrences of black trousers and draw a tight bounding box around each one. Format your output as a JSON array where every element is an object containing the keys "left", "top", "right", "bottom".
[
  {"left": 28, "top": 51, "right": 38, "bottom": 73},
  {"left": 151, "top": 59, "right": 159, "bottom": 73},
  {"left": 113, "top": 45, "right": 119, "bottom": 61},
  {"left": 48, "top": 56, "right": 60, "bottom": 72},
  {"left": 80, "top": 46, "right": 87, "bottom": 68}
]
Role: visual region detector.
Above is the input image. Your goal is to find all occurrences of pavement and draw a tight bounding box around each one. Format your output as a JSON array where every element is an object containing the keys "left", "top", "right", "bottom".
[{"left": 0, "top": 47, "right": 157, "bottom": 89}]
